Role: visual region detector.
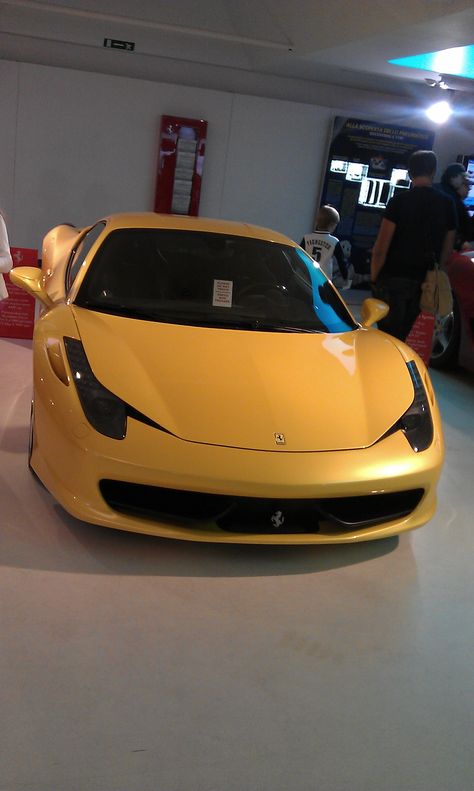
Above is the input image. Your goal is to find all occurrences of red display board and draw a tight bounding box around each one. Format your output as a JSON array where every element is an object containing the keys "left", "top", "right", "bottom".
[
  {"left": 405, "top": 311, "right": 435, "bottom": 366},
  {"left": 154, "top": 115, "right": 207, "bottom": 216},
  {"left": 0, "top": 247, "right": 38, "bottom": 339}
]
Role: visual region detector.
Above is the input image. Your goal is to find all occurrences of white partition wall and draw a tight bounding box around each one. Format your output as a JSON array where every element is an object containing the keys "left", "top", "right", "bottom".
[
  {"left": 0, "top": 61, "right": 17, "bottom": 225},
  {"left": 219, "top": 94, "right": 333, "bottom": 236}
]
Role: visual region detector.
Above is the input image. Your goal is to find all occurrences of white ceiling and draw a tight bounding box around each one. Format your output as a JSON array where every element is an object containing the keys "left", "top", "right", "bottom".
[{"left": 1, "top": 0, "right": 474, "bottom": 105}]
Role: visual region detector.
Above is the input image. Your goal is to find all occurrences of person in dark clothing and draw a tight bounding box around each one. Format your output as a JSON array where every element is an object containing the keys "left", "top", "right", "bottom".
[
  {"left": 371, "top": 150, "right": 456, "bottom": 341},
  {"left": 436, "top": 162, "right": 473, "bottom": 249},
  {"left": 455, "top": 172, "right": 474, "bottom": 248}
]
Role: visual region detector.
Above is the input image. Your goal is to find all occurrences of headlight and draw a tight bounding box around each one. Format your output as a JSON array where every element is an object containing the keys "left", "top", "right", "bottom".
[
  {"left": 64, "top": 337, "right": 127, "bottom": 439},
  {"left": 400, "top": 361, "right": 433, "bottom": 452}
]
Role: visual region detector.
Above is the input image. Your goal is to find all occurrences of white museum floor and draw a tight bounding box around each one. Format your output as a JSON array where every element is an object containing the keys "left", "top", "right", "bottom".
[{"left": 1, "top": 336, "right": 473, "bottom": 791}]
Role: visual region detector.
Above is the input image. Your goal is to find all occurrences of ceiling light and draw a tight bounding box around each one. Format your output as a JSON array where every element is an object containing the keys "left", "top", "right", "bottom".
[{"left": 425, "top": 100, "right": 453, "bottom": 124}]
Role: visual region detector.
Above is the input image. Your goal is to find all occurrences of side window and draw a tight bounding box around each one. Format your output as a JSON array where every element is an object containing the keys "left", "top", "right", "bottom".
[{"left": 66, "top": 222, "right": 105, "bottom": 293}]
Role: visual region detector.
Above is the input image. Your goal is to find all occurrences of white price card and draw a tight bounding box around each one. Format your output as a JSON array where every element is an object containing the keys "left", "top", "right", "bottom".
[{"left": 212, "top": 279, "right": 233, "bottom": 308}]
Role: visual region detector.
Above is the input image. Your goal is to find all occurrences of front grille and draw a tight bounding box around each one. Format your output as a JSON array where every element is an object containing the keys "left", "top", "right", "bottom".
[{"left": 99, "top": 480, "right": 424, "bottom": 534}]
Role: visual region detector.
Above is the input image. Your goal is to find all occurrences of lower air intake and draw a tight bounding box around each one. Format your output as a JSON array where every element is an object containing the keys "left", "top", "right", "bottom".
[{"left": 99, "top": 480, "right": 424, "bottom": 534}]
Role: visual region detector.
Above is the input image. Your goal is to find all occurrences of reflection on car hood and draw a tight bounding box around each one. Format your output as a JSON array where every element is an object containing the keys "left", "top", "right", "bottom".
[{"left": 72, "top": 307, "right": 414, "bottom": 451}]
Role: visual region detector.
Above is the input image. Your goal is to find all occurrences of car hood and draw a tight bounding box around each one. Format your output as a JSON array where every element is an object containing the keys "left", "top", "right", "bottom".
[{"left": 72, "top": 307, "right": 414, "bottom": 451}]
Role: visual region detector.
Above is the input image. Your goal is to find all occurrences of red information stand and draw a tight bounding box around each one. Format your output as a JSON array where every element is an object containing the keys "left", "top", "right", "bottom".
[
  {"left": 154, "top": 115, "right": 207, "bottom": 216},
  {"left": 0, "top": 247, "right": 38, "bottom": 340},
  {"left": 405, "top": 312, "right": 435, "bottom": 365}
]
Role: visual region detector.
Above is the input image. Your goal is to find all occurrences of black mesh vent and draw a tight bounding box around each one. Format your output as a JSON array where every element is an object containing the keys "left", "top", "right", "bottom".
[
  {"left": 99, "top": 480, "right": 424, "bottom": 534},
  {"left": 100, "top": 480, "right": 231, "bottom": 522}
]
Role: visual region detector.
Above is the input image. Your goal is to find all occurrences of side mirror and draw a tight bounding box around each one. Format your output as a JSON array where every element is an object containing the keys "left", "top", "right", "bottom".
[
  {"left": 360, "top": 297, "right": 389, "bottom": 328},
  {"left": 9, "top": 266, "right": 53, "bottom": 308}
]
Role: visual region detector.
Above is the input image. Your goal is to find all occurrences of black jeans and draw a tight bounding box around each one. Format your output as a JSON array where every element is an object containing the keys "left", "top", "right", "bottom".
[{"left": 372, "top": 277, "right": 422, "bottom": 341}]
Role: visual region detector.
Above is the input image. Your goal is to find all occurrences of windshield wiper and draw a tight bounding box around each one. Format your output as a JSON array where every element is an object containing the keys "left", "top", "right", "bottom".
[
  {"left": 250, "top": 321, "right": 324, "bottom": 333},
  {"left": 77, "top": 302, "right": 325, "bottom": 332}
]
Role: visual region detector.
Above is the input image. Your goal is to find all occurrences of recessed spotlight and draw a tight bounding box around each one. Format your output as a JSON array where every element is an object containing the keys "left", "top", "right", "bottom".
[{"left": 425, "top": 100, "right": 453, "bottom": 124}]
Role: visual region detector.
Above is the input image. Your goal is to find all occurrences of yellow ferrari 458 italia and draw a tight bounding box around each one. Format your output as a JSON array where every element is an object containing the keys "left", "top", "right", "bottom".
[{"left": 11, "top": 213, "right": 444, "bottom": 544}]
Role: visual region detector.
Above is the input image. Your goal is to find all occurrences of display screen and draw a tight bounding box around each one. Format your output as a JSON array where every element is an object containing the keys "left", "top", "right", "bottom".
[
  {"left": 358, "top": 170, "right": 410, "bottom": 209},
  {"left": 346, "top": 163, "right": 368, "bottom": 182},
  {"left": 329, "top": 162, "right": 412, "bottom": 209},
  {"left": 330, "top": 159, "right": 348, "bottom": 174},
  {"left": 390, "top": 168, "right": 410, "bottom": 186}
]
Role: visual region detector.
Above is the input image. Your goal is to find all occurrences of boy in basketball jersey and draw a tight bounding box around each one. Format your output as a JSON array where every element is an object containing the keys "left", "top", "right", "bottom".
[{"left": 300, "top": 205, "right": 348, "bottom": 283}]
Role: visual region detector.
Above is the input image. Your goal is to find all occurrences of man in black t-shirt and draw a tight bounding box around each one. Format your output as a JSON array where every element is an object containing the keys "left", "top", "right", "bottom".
[{"left": 371, "top": 150, "right": 456, "bottom": 341}]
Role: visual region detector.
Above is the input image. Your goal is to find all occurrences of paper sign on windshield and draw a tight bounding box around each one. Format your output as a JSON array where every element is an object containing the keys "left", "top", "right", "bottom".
[{"left": 212, "top": 279, "right": 233, "bottom": 307}]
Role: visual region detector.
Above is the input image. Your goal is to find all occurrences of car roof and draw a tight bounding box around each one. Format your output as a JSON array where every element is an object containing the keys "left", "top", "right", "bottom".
[{"left": 102, "top": 213, "right": 298, "bottom": 247}]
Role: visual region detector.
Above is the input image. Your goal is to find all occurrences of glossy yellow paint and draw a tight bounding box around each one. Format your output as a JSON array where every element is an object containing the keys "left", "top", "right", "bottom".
[
  {"left": 42, "top": 223, "right": 83, "bottom": 303},
  {"left": 74, "top": 306, "right": 413, "bottom": 451},
  {"left": 16, "top": 213, "right": 444, "bottom": 543},
  {"left": 360, "top": 297, "right": 389, "bottom": 328},
  {"left": 9, "top": 266, "right": 53, "bottom": 308}
]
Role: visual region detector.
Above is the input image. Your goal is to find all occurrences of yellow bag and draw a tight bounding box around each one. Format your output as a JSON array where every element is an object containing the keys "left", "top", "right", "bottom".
[{"left": 420, "top": 268, "right": 453, "bottom": 317}]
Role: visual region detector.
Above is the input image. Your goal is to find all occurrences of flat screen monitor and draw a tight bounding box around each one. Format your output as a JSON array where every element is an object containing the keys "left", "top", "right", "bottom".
[
  {"left": 346, "top": 163, "right": 368, "bottom": 182},
  {"left": 330, "top": 159, "right": 348, "bottom": 174},
  {"left": 390, "top": 168, "right": 410, "bottom": 186}
]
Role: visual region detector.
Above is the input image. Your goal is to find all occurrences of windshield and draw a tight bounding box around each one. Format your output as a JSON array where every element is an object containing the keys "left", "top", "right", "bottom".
[{"left": 75, "top": 229, "right": 357, "bottom": 333}]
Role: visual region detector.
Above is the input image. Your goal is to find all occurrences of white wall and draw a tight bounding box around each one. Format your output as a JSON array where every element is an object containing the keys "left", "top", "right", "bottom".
[
  {"left": 0, "top": 61, "right": 17, "bottom": 225},
  {"left": 1, "top": 59, "right": 473, "bottom": 253},
  {"left": 219, "top": 94, "right": 334, "bottom": 235},
  {"left": 7, "top": 62, "right": 236, "bottom": 249}
]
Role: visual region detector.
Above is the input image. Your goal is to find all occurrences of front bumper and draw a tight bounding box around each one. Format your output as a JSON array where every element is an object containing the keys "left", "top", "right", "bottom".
[{"left": 31, "top": 386, "right": 444, "bottom": 544}]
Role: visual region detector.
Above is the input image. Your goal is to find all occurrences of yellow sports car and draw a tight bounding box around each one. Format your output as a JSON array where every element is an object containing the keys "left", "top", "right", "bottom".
[{"left": 12, "top": 213, "right": 444, "bottom": 544}]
